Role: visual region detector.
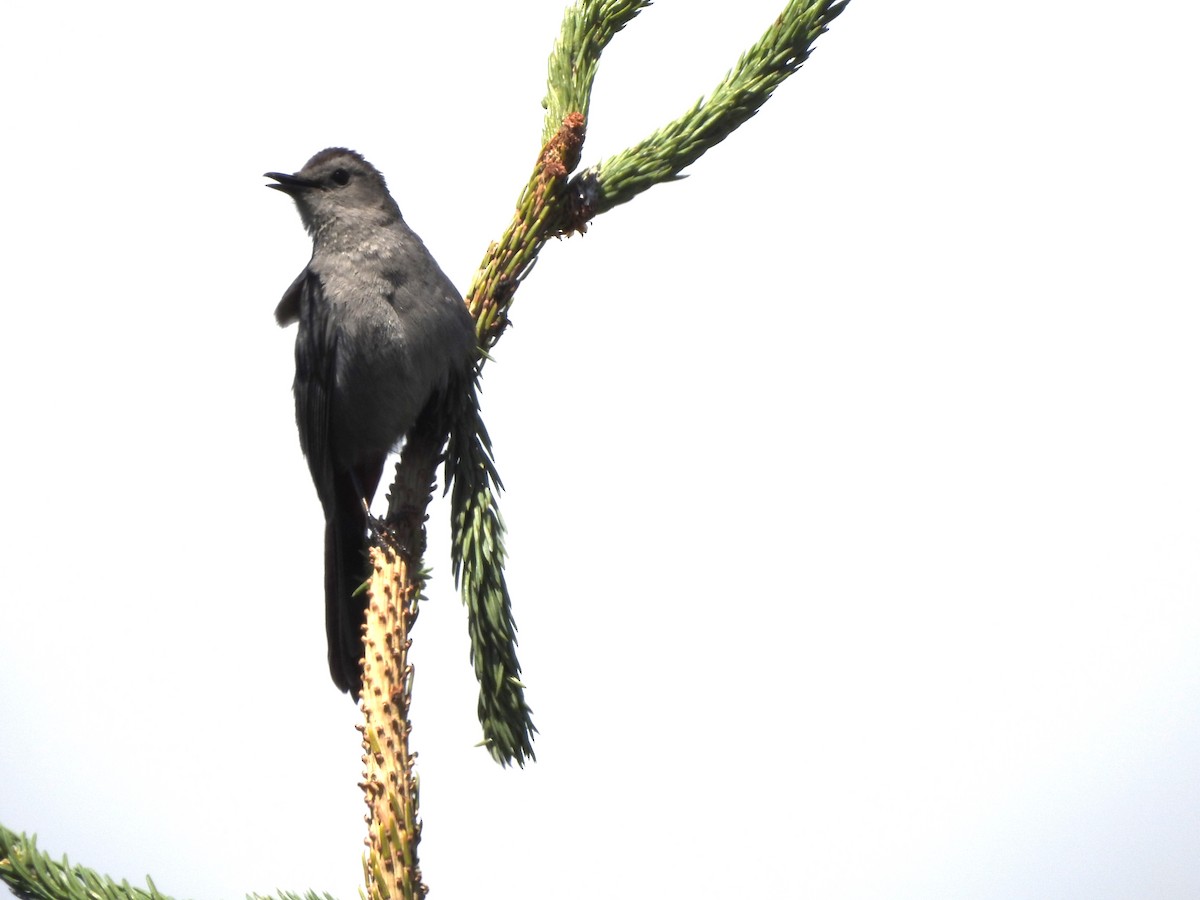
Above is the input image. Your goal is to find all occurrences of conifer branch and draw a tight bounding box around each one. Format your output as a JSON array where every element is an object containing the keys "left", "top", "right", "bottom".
[
  {"left": 360, "top": 546, "right": 426, "bottom": 900},
  {"left": 582, "top": 0, "right": 849, "bottom": 214},
  {"left": 451, "top": 0, "right": 847, "bottom": 767},
  {"left": 0, "top": 826, "right": 169, "bottom": 900}
]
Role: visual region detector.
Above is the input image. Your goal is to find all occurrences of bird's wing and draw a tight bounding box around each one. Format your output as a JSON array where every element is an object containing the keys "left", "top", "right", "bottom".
[
  {"left": 293, "top": 270, "right": 337, "bottom": 503},
  {"left": 275, "top": 268, "right": 308, "bottom": 326}
]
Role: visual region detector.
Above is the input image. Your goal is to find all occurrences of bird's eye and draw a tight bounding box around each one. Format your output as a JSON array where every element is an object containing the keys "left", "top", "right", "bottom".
[{"left": 331, "top": 168, "right": 351, "bottom": 186}]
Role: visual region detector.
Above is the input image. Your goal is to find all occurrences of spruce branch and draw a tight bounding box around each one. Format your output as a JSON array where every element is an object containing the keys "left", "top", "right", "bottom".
[
  {"left": 541, "top": 0, "right": 652, "bottom": 145},
  {"left": 0, "top": 826, "right": 171, "bottom": 900},
  {"left": 358, "top": 405, "right": 450, "bottom": 897},
  {"left": 445, "top": 379, "right": 535, "bottom": 767},
  {"left": 581, "top": 0, "right": 849, "bottom": 214},
  {"left": 359, "top": 545, "right": 426, "bottom": 900},
  {"left": 451, "top": 0, "right": 847, "bottom": 768},
  {"left": 448, "top": 0, "right": 659, "bottom": 769},
  {"left": 0, "top": 834, "right": 341, "bottom": 900},
  {"left": 0, "top": 828, "right": 342, "bottom": 900}
]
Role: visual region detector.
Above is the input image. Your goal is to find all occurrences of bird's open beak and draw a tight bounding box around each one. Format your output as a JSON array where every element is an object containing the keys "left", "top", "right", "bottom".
[{"left": 265, "top": 172, "right": 318, "bottom": 195}]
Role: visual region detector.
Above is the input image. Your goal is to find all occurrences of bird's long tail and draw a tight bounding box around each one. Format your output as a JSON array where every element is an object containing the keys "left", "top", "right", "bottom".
[
  {"left": 323, "top": 463, "right": 382, "bottom": 696},
  {"left": 324, "top": 508, "right": 367, "bottom": 695}
]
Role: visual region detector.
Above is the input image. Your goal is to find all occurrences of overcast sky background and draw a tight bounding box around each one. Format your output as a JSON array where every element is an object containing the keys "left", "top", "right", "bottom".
[{"left": 2, "top": 2, "right": 1199, "bottom": 898}]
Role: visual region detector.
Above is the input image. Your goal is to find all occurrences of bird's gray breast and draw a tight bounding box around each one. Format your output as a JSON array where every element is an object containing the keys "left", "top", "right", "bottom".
[{"left": 316, "top": 243, "right": 473, "bottom": 466}]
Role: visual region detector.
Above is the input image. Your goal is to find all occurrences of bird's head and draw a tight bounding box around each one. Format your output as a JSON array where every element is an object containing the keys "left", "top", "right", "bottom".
[{"left": 266, "top": 147, "right": 401, "bottom": 235}]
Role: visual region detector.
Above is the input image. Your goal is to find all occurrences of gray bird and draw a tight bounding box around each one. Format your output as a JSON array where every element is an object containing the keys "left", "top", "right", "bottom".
[{"left": 267, "top": 148, "right": 476, "bottom": 695}]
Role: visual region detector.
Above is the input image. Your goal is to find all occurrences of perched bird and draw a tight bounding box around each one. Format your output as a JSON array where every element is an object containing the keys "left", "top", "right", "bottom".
[{"left": 267, "top": 148, "right": 476, "bottom": 695}]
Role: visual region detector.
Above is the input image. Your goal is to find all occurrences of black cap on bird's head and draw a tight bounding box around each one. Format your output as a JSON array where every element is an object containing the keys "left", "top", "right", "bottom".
[{"left": 266, "top": 148, "right": 399, "bottom": 233}]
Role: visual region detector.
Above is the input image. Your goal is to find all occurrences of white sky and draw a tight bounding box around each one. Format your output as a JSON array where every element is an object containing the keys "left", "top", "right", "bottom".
[{"left": 2, "top": 2, "right": 1199, "bottom": 898}]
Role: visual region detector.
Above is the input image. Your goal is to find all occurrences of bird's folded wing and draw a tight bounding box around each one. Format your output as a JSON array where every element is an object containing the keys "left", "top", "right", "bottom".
[{"left": 294, "top": 270, "right": 338, "bottom": 502}]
